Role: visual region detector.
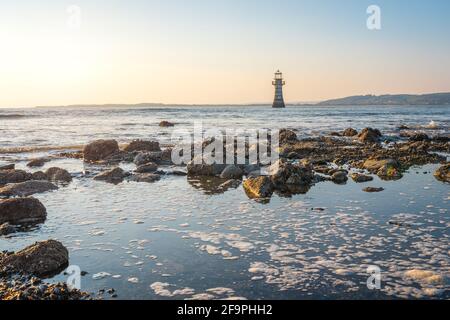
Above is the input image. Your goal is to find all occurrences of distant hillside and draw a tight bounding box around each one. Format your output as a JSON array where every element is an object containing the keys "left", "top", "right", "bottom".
[{"left": 318, "top": 93, "right": 450, "bottom": 106}]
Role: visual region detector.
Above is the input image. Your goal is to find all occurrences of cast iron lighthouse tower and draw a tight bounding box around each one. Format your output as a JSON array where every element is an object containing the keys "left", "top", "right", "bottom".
[{"left": 272, "top": 70, "right": 286, "bottom": 108}]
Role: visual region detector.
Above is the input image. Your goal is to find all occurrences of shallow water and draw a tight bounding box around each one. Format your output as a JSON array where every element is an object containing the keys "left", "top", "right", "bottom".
[{"left": 0, "top": 105, "right": 449, "bottom": 299}]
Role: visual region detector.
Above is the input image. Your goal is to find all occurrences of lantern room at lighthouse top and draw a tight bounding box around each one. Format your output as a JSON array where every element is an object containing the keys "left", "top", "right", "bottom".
[{"left": 273, "top": 70, "right": 285, "bottom": 85}]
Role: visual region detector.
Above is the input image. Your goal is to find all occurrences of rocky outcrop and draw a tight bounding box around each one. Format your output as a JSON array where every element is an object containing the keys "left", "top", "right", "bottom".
[
  {"left": 220, "top": 165, "right": 243, "bottom": 179},
  {"left": 363, "top": 159, "right": 402, "bottom": 180},
  {"left": 243, "top": 176, "right": 274, "bottom": 199},
  {"left": 93, "top": 167, "right": 128, "bottom": 184},
  {"left": 0, "top": 170, "right": 32, "bottom": 186},
  {"left": 0, "top": 240, "right": 68, "bottom": 277},
  {"left": 83, "top": 140, "right": 120, "bottom": 163},
  {"left": 0, "top": 180, "right": 58, "bottom": 197},
  {"left": 124, "top": 140, "right": 161, "bottom": 152},
  {"left": 45, "top": 168, "right": 72, "bottom": 183},
  {"left": 159, "top": 121, "right": 175, "bottom": 127},
  {"left": 135, "top": 162, "right": 158, "bottom": 173},
  {"left": 27, "top": 158, "right": 50, "bottom": 168},
  {"left": 0, "top": 197, "right": 47, "bottom": 225},
  {"left": 358, "top": 128, "right": 382, "bottom": 143},
  {"left": 32, "top": 171, "right": 48, "bottom": 181},
  {"left": 350, "top": 173, "right": 373, "bottom": 183},
  {"left": 409, "top": 133, "right": 430, "bottom": 142},
  {"left": 434, "top": 163, "right": 449, "bottom": 183},
  {"left": 343, "top": 128, "right": 358, "bottom": 137}
]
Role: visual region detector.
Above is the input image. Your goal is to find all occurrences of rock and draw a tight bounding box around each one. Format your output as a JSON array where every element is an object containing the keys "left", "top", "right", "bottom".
[
  {"left": 159, "top": 121, "right": 175, "bottom": 127},
  {"left": 0, "top": 164, "right": 15, "bottom": 170},
  {"left": 243, "top": 176, "right": 274, "bottom": 199},
  {"left": 135, "top": 162, "right": 158, "bottom": 173},
  {"left": 279, "top": 129, "right": 298, "bottom": 143},
  {"left": 376, "top": 163, "right": 402, "bottom": 180},
  {"left": 358, "top": 128, "right": 382, "bottom": 143},
  {"left": 130, "top": 173, "right": 161, "bottom": 183},
  {"left": 187, "top": 156, "right": 227, "bottom": 177},
  {"left": 0, "top": 223, "right": 17, "bottom": 236},
  {"left": 0, "top": 197, "right": 47, "bottom": 225},
  {"left": 363, "top": 187, "right": 384, "bottom": 193},
  {"left": 434, "top": 163, "right": 449, "bottom": 183},
  {"left": 342, "top": 128, "right": 358, "bottom": 137},
  {"left": 0, "top": 180, "right": 58, "bottom": 197},
  {"left": 268, "top": 159, "right": 314, "bottom": 186},
  {"left": 409, "top": 133, "right": 430, "bottom": 142},
  {"left": 331, "top": 171, "right": 348, "bottom": 184},
  {"left": 27, "top": 158, "right": 50, "bottom": 168},
  {"left": 220, "top": 165, "right": 243, "bottom": 179},
  {"left": 45, "top": 167, "right": 72, "bottom": 183},
  {"left": 83, "top": 140, "right": 120, "bottom": 163},
  {"left": 0, "top": 170, "right": 32, "bottom": 186},
  {"left": 363, "top": 159, "right": 399, "bottom": 172},
  {"left": 350, "top": 173, "right": 374, "bottom": 183},
  {"left": 397, "top": 125, "right": 409, "bottom": 130},
  {"left": 134, "top": 152, "right": 168, "bottom": 166},
  {"left": 31, "top": 171, "right": 48, "bottom": 181},
  {"left": 219, "top": 179, "right": 241, "bottom": 190},
  {"left": 93, "top": 167, "right": 128, "bottom": 184},
  {"left": 243, "top": 164, "right": 260, "bottom": 176},
  {"left": 0, "top": 240, "right": 69, "bottom": 277},
  {"left": 330, "top": 132, "right": 341, "bottom": 137},
  {"left": 123, "top": 140, "right": 161, "bottom": 152}
]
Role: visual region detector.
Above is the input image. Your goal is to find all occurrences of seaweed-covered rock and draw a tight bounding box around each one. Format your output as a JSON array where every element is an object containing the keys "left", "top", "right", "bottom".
[
  {"left": 343, "top": 128, "right": 358, "bottom": 137},
  {"left": 434, "top": 163, "right": 450, "bottom": 183},
  {"left": 243, "top": 176, "right": 274, "bottom": 199},
  {"left": 0, "top": 197, "right": 47, "bottom": 225},
  {"left": 0, "top": 240, "right": 68, "bottom": 277},
  {"left": 83, "top": 140, "right": 119, "bottom": 163},
  {"left": 0, "top": 180, "right": 58, "bottom": 197}
]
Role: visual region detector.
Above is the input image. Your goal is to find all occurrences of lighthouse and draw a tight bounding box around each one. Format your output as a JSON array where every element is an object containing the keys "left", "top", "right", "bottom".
[{"left": 272, "top": 70, "right": 286, "bottom": 108}]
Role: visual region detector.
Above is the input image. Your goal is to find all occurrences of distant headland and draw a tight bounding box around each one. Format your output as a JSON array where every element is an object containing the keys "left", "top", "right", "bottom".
[{"left": 316, "top": 92, "right": 450, "bottom": 106}]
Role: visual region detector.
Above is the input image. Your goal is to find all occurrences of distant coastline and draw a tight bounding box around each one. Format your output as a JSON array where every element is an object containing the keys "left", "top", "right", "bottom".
[{"left": 21, "top": 92, "right": 450, "bottom": 109}]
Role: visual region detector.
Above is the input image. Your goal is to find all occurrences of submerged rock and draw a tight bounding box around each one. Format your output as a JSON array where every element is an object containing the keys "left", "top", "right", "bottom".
[
  {"left": 45, "top": 167, "right": 72, "bottom": 183},
  {"left": 0, "top": 240, "right": 68, "bottom": 277},
  {"left": 350, "top": 173, "right": 374, "bottom": 183},
  {"left": 363, "top": 187, "right": 384, "bottom": 193},
  {"left": 0, "top": 180, "right": 58, "bottom": 197},
  {"left": 358, "top": 128, "right": 382, "bottom": 143},
  {"left": 124, "top": 140, "right": 161, "bottom": 152},
  {"left": 83, "top": 140, "right": 120, "bottom": 163},
  {"left": 434, "top": 163, "right": 449, "bottom": 183},
  {"left": 94, "top": 167, "right": 128, "bottom": 184},
  {"left": 0, "top": 197, "right": 47, "bottom": 225},
  {"left": 243, "top": 176, "right": 274, "bottom": 199},
  {"left": 0, "top": 170, "right": 32, "bottom": 186},
  {"left": 220, "top": 165, "right": 243, "bottom": 179}
]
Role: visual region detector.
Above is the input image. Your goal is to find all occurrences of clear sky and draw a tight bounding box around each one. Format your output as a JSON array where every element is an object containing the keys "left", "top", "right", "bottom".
[{"left": 1, "top": 0, "right": 450, "bottom": 107}]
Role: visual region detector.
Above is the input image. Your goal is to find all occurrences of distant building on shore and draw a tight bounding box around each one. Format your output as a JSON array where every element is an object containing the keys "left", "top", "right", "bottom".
[{"left": 272, "top": 70, "right": 286, "bottom": 108}]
